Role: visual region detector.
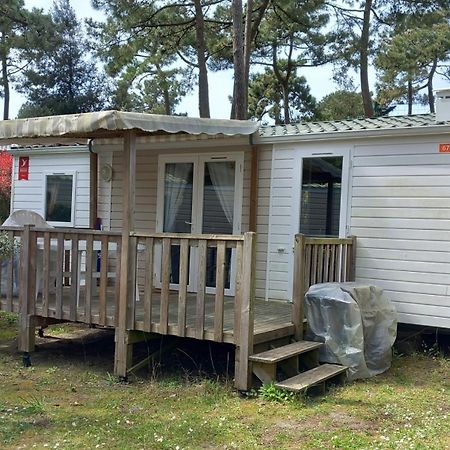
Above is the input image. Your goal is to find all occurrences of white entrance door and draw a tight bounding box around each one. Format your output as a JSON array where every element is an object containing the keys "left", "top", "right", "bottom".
[
  {"left": 156, "top": 153, "right": 244, "bottom": 294},
  {"left": 266, "top": 147, "right": 350, "bottom": 301},
  {"left": 296, "top": 150, "right": 350, "bottom": 239}
]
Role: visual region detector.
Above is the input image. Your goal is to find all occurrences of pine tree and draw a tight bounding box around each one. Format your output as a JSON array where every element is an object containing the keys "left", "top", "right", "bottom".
[{"left": 17, "top": 0, "right": 110, "bottom": 117}]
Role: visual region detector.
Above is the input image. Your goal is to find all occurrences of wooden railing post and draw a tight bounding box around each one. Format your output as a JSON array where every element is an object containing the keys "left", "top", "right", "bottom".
[
  {"left": 114, "top": 130, "right": 136, "bottom": 379},
  {"left": 349, "top": 235, "right": 357, "bottom": 281},
  {"left": 234, "top": 231, "right": 256, "bottom": 392},
  {"left": 292, "top": 233, "right": 305, "bottom": 341},
  {"left": 18, "top": 224, "right": 37, "bottom": 354}
]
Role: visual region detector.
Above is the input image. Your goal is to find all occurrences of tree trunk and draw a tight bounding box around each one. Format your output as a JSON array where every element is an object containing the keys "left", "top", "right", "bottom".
[
  {"left": 163, "top": 87, "right": 171, "bottom": 115},
  {"left": 407, "top": 79, "right": 413, "bottom": 115},
  {"left": 242, "top": 0, "right": 253, "bottom": 117},
  {"left": 1, "top": 34, "right": 9, "bottom": 120},
  {"left": 282, "top": 82, "right": 290, "bottom": 124},
  {"left": 193, "top": 0, "right": 210, "bottom": 118},
  {"left": 428, "top": 58, "right": 438, "bottom": 114},
  {"left": 231, "top": 0, "right": 246, "bottom": 119},
  {"left": 360, "top": 0, "right": 374, "bottom": 118}
]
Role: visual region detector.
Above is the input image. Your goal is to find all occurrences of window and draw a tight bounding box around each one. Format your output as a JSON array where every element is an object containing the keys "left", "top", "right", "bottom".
[
  {"left": 45, "top": 174, "right": 75, "bottom": 225},
  {"left": 300, "top": 156, "right": 343, "bottom": 236}
]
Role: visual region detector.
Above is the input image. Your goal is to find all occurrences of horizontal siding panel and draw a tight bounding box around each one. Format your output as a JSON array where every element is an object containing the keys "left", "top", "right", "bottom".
[
  {"left": 352, "top": 227, "right": 450, "bottom": 241},
  {"left": 270, "top": 187, "right": 292, "bottom": 198},
  {"left": 357, "top": 237, "right": 450, "bottom": 252},
  {"left": 351, "top": 217, "right": 450, "bottom": 230},
  {"left": 385, "top": 290, "right": 449, "bottom": 307},
  {"left": 266, "top": 290, "right": 289, "bottom": 300},
  {"left": 255, "top": 289, "right": 266, "bottom": 299},
  {"left": 353, "top": 207, "right": 450, "bottom": 219},
  {"left": 353, "top": 153, "right": 450, "bottom": 167},
  {"left": 353, "top": 165, "right": 450, "bottom": 177},
  {"left": 267, "top": 252, "right": 291, "bottom": 264},
  {"left": 273, "top": 158, "right": 295, "bottom": 169},
  {"left": 353, "top": 142, "right": 441, "bottom": 157},
  {"left": 271, "top": 206, "right": 292, "bottom": 216},
  {"left": 271, "top": 178, "right": 294, "bottom": 188},
  {"left": 353, "top": 186, "right": 450, "bottom": 197},
  {"left": 270, "top": 234, "right": 293, "bottom": 245},
  {"left": 394, "top": 302, "right": 450, "bottom": 318},
  {"left": 352, "top": 197, "right": 450, "bottom": 208},
  {"left": 357, "top": 247, "right": 450, "bottom": 263},
  {"left": 396, "top": 313, "right": 450, "bottom": 328},
  {"left": 258, "top": 224, "right": 291, "bottom": 235},
  {"left": 262, "top": 270, "right": 289, "bottom": 282},
  {"left": 353, "top": 175, "right": 450, "bottom": 187},
  {"left": 356, "top": 267, "right": 450, "bottom": 286},
  {"left": 355, "top": 277, "right": 447, "bottom": 296},
  {"left": 357, "top": 257, "right": 450, "bottom": 275}
]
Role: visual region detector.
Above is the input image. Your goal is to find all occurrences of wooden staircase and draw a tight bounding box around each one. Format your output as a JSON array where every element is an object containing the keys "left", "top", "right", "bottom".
[{"left": 249, "top": 340, "right": 347, "bottom": 394}]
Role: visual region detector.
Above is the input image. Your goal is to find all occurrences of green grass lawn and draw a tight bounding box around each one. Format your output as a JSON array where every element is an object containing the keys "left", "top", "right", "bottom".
[{"left": 0, "top": 311, "right": 449, "bottom": 450}]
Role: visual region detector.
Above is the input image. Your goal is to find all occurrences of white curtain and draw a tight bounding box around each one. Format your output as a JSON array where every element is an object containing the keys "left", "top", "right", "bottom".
[
  {"left": 163, "top": 163, "right": 192, "bottom": 232},
  {"left": 207, "top": 161, "right": 235, "bottom": 226}
]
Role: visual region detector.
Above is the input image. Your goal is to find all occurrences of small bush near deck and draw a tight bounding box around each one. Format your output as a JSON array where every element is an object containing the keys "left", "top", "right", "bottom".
[
  {"left": 0, "top": 325, "right": 448, "bottom": 449},
  {"left": 0, "top": 231, "right": 19, "bottom": 261},
  {"left": 0, "top": 311, "right": 18, "bottom": 340},
  {"left": 257, "top": 383, "right": 296, "bottom": 403}
]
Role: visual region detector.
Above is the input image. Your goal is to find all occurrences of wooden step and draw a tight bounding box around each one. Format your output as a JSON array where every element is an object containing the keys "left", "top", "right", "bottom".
[
  {"left": 249, "top": 340, "right": 322, "bottom": 364},
  {"left": 253, "top": 323, "right": 295, "bottom": 345},
  {"left": 275, "top": 364, "right": 347, "bottom": 392}
]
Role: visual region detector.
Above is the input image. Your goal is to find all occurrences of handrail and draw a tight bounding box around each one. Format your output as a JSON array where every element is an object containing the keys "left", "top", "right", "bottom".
[
  {"left": 304, "top": 236, "right": 354, "bottom": 245},
  {"left": 130, "top": 231, "right": 245, "bottom": 241},
  {"left": 292, "top": 234, "right": 357, "bottom": 340},
  {"left": 0, "top": 225, "right": 122, "bottom": 237}
]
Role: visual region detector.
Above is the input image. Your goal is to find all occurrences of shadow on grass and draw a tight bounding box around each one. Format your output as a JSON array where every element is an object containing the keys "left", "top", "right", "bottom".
[{"left": 4, "top": 325, "right": 237, "bottom": 383}]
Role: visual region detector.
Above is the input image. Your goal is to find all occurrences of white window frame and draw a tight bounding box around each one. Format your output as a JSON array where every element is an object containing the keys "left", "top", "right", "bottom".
[
  {"left": 289, "top": 148, "right": 351, "bottom": 297},
  {"left": 43, "top": 171, "right": 77, "bottom": 227},
  {"left": 155, "top": 152, "right": 244, "bottom": 295},
  {"left": 293, "top": 148, "right": 351, "bottom": 240}
]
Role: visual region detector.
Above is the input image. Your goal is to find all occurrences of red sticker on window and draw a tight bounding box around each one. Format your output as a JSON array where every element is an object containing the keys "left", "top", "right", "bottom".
[{"left": 18, "top": 156, "right": 29, "bottom": 180}]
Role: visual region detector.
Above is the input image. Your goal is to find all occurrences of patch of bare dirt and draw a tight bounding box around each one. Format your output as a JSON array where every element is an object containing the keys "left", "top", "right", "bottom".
[{"left": 260, "top": 409, "right": 378, "bottom": 448}]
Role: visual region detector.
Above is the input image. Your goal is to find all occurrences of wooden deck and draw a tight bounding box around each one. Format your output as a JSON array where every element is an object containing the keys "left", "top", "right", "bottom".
[
  {"left": 0, "top": 225, "right": 355, "bottom": 390},
  {"left": 0, "top": 289, "right": 294, "bottom": 345}
]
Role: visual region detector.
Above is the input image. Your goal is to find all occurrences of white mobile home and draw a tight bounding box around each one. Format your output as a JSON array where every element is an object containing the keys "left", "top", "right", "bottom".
[
  {"left": 7, "top": 112, "right": 450, "bottom": 330},
  {"left": 2, "top": 110, "right": 450, "bottom": 388},
  {"left": 256, "top": 114, "right": 450, "bottom": 329},
  {"left": 78, "top": 113, "right": 448, "bottom": 330}
]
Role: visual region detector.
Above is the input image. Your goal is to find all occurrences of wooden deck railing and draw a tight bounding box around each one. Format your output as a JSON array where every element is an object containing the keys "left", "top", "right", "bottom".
[
  {"left": 292, "top": 234, "right": 356, "bottom": 340},
  {"left": 0, "top": 226, "right": 256, "bottom": 388},
  {"left": 0, "top": 226, "right": 23, "bottom": 313},
  {"left": 0, "top": 225, "right": 123, "bottom": 324},
  {"left": 127, "top": 231, "right": 252, "bottom": 345}
]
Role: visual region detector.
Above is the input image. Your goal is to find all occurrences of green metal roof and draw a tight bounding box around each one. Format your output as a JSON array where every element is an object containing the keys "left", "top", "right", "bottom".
[{"left": 258, "top": 114, "right": 450, "bottom": 141}]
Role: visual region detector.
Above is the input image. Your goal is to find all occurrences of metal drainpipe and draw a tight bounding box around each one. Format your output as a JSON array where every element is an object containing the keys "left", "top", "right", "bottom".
[{"left": 88, "top": 139, "right": 98, "bottom": 229}]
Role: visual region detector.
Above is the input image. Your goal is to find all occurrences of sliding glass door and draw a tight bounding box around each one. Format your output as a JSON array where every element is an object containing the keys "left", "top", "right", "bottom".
[
  {"left": 156, "top": 153, "right": 243, "bottom": 294},
  {"left": 162, "top": 162, "right": 194, "bottom": 285}
]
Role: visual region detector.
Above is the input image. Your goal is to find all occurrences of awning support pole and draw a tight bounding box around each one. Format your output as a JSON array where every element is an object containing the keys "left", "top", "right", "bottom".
[{"left": 114, "top": 130, "right": 136, "bottom": 379}]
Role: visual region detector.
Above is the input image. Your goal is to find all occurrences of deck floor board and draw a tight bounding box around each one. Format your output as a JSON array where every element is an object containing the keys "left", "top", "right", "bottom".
[{"left": 0, "top": 288, "right": 293, "bottom": 341}]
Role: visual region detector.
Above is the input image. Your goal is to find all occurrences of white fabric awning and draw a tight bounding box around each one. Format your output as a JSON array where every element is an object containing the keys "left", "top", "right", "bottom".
[{"left": 0, "top": 110, "right": 260, "bottom": 144}]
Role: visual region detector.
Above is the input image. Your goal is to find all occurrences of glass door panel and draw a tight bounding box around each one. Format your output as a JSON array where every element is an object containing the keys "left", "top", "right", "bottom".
[
  {"left": 300, "top": 156, "right": 342, "bottom": 236},
  {"left": 156, "top": 154, "right": 243, "bottom": 295},
  {"left": 163, "top": 162, "right": 194, "bottom": 284},
  {"left": 202, "top": 161, "right": 235, "bottom": 289}
]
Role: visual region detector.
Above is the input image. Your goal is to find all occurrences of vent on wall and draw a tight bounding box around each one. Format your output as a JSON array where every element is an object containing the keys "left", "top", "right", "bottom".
[{"left": 435, "top": 88, "right": 450, "bottom": 122}]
